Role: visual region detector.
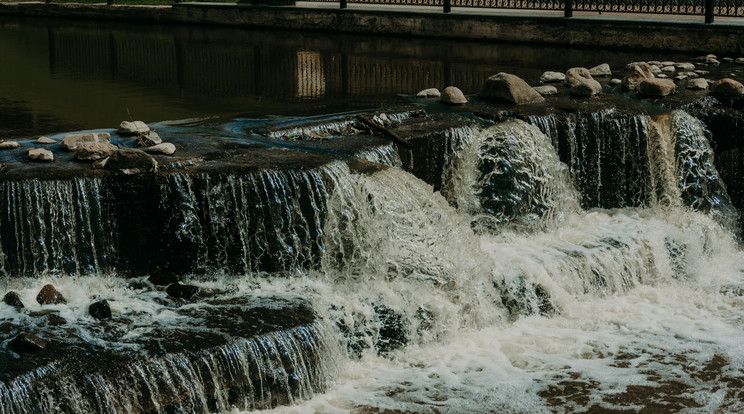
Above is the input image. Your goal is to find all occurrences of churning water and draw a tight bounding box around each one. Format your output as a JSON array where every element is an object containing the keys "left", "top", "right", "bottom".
[{"left": 2, "top": 107, "right": 744, "bottom": 413}]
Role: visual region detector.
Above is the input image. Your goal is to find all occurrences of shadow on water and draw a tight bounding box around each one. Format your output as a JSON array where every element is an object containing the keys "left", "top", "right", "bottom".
[{"left": 0, "top": 15, "right": 701, "bottom": 140}]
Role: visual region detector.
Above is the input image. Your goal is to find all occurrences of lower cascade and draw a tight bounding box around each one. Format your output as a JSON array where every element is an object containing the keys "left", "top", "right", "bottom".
[{"left": 3, "top": 107, "right": 744, "bottom": 413}]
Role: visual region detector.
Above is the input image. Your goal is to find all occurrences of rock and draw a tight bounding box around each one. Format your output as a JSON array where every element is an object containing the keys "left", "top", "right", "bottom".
[
  {"left": 661, "top": 61, "right": 675, "bottom": 67},
  {"left": 540, "top": 71, "right": 565, "bottom": 83},
  {"left": 27, "top": 148, "right": 54, "bottom": 162},
  {"left": 480, "top": 73, "right": 545, "bottom": 104},
  {"left": 440, "top": 86, "right": 468, "bottom": 104},
  {"left": 639, "top": 78, "right": 677, "bottom": 97},
  {"left": 675, "top": 62, "right": 695, "bottom": 71},
  {"left": 622, "top": 62, "right": 654, "bottom": 91},
  {"left": 416, "top": 88, "right": 440, "bottom": 98},
  {"left": 710, "top": 78, "right": 744, "bottom": 97},
  {"left": 736, "top": 57, "right": 744, "bottom": 65},
  {"left": 683, "top": 71, "right": 699, "bottom": 78},
  {"left": 148, "top": 268, "right": 180, "bottom": 286},
  {"left": 36, "top": 136, "right": 56, "bottom": 144},
  {"left": 656, "top": 74, "right": 669, "bottom": 79},
  {"left": 565, "top": 67, "right": 602, "bottom": 96},
  {"left": 60, "top": 132, "right": 111, "bottom": 151},
  {"left": 166, "top": 282, "right": 199, "bottom": 300},
  {"left": 661, "top": 66, "right": 676, "bottom": 73},
  {"left": 695, "top": 70, "right": 710, "bottom": 76},
  {"left": 144, "top": 143, "right": 177, "bottom": 156},
  {"left": 0, "top": 141, "right": 20, "bottom": 150},
  {"left": 89, "top": 300, "right": 112, "bottom": 320},
  {"left": 118, "top": 120, "right": 150, "bottom": 136},
  {"left": 675, "top": 74, "right": 689, "bottom": 81},
  {"left": 47, "top": 313, "right": 67, "bottom": 326},
  {"left": 687, "top": 78, "right": 709, "bottom": 90},
  {"left": 9, "top": 333, "right": 47, "bottom": 354},
  {"left": 104, "top": 149, "right": 157, "bottom": 173},
  {"left": 588, "top": 63, "right": 611, "bottom": 77},
  {"left": 706, "top": 58, "right": 721, "bottom": 65},
  {"left": 533, "top": 85, "right": 558, "bottom": 96},
  {"left": 74, "top": 142, "right": 118, "bottom": 161},
  {"left": 650, "top": 65, "right": 662, "bottom": 75},
  {"left": 136, "top": 131, "right": 162, "bottom": 147},
  {"left": 610, "top": 78, "right": 622, "bottom": 86},
  {"left": 3, "top": 291, "right": 24, "bottom": 308},
  {"left": 723, "top": 57, "right": 734, "bottom": 63},
  {"left": 648, "top": 60, "right": 662, "bottom": 66},
  {"left": 36, "top": 284, "right": 66, "bottom": 305}
]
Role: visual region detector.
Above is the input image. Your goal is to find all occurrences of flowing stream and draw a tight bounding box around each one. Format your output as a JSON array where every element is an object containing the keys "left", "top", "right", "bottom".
[{"left": 2, "top": 108, "right": 744, "bottom": 413}]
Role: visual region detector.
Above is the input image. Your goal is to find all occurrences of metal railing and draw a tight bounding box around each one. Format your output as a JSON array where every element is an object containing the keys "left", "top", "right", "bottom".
[{"left": 38, "top": 0, "right": 742, "bottom": 23}]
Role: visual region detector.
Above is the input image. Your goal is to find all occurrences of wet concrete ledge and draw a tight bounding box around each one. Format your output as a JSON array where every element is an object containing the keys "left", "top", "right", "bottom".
[{"left": 1, "top": 2, "right": 744, "bottom": 54}]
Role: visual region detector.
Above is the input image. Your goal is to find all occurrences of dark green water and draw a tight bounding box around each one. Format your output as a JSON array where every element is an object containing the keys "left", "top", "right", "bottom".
[{"left": 0, "top": 16, "right": 698, "bottom": 140}]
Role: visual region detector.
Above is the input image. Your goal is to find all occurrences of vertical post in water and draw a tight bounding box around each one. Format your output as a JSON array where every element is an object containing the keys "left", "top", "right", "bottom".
[
  {"left": 444, "top": 0, "right": 451, "bottom": 13},
  {"left": 705, "top": 0, "right": 714, "bottom": 23},
  {"left": 340, "top": 0, "right": 347, "bottom": 9},
  {"left": 564, "top": 0, "right": 573, "bottom": 17}
]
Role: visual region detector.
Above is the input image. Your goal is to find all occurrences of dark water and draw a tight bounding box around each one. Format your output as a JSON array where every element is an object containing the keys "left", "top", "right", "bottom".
[{"left": 0, "top": 16, "right": 700, "bottom": 140}]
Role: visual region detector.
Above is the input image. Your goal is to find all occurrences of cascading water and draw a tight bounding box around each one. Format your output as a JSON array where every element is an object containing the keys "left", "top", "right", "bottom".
[{"left": 2, "top": 106, "right": 744, "bottom": 413}]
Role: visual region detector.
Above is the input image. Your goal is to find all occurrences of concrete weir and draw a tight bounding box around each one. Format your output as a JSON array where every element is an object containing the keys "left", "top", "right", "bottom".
[{"left": 0, "top": 2, "right": 743, "bottom": 54}]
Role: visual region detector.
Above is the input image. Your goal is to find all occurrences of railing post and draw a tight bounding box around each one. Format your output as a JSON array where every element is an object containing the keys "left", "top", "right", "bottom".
[
  {"left": 564, "top": 0, "right": 572, "bottom": 17},
  {"left": 340, "top": 0, "right": 347, "bottom": 9},
  {"left": 444, "top": 0, "right": 451, "bottom": 13},
  {"left": 705, "top": 0, "right": 714, "bottom": 23}
]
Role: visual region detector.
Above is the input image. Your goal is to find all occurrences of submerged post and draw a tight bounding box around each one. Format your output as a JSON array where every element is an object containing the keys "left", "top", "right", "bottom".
[
  {"left": 705, "top": 0, "right": 714, "bottom": 23},
  {"left": 564, "top": 0, "right": 572, "bottom": 17},
  {"left": 444, "top": 0, "right": 451, "bottom": 13}
]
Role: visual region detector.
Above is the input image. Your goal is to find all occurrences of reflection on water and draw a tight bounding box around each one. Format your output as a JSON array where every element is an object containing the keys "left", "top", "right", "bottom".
[{"left": 0, "top": 16, "right": 696, "bottom": 139}]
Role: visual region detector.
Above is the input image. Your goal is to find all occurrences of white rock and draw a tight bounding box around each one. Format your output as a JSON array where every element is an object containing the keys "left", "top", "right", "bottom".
[
  {"left": 61, "top": 132, "right": 111, "bottom": 151},
  {"left": 36, "top": 136, "right": 56, "bottom": 145},
  {"left": 661, "top": 61, "right": 675, "bottom": 67},
  {"left": 723, "top": 57, "right": 734, "bottom": 63},
  {"left": 687, "top": 78, "right": 709, "bottom": 90},
  {"left": 441, "top": 86, "right": 468, "bottom": 104},
  {"left": 118, "top": 121, "right": 150, "bottom": 136},
  {"left": 675, "top": 74, "right": 689, "bottom": 81},
  {"left": 145, "top": 143, "right": 177, "bottom": 155},
  {"left": 650, "top": 65, "right": 662, "bottom": 74},
  {"left": 533, "top": 85, "right": 558, "bottom": 96},
  {"left": 588, "top": 63, "right": 611, "bottom": 77},
  {"left": 610, "top": 78, "right": 622, "bottom": 86},
  {"left": 416, "top": 88, "right": 441, "bottom": 98},
  {"left": 648, "top": 61, "right": 662, "bottom": 66},
  {"left": 540, "top": 71, "right": 565, "bottom": 83},
  {"left": 661, "top": 66, "right": 676, "bottom": 73},
  {"left": 657, "top": 73, "right": 669, "bottom": 79},
  {"left": 675, "top": 62, "right": 695, "bottom": 71},
  {"left": 0, "top": 141, "right": 20, "bottom": 150},
  {"left": 735, "top": 57, "right": 744, "bottom": 65},
  {"left": 74, "top": 142, "right": 118, "bottom": 161},
  {"left": 27, "top": 148, "right": 53, "bottom": 162},
  {"left": 695, "top": 70, "right": 710, "bottom": 75}
]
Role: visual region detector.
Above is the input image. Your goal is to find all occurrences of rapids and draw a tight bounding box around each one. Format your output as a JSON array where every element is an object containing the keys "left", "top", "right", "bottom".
[{"left": 2, "top": 107, "right": 744, "bottom": 413}]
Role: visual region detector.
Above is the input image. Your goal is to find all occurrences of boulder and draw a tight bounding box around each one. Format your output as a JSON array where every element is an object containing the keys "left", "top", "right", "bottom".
[
  {"left": 706, "top": 58, "right": 721, "bottom": 65},
  {"left": 638, "top": 78, "right": 677, "bottom": 97},
  {"left": 148, "top": 268, "right": 180, "bottom": 286},
  {"left": 736, "top": 57, "right": 744, "bottom": 65},
  {"left": 675, "top": 74, "right": 689, "bottom": 81},
  {"left": 480, "top": 72, "right": 545, "bottom": 104},
  {"left": 0, "top": 141, "right": 20, "bottom": 150},
  {"left": 610, "top": 78, "right": 622, "bottom": 86},
  {"left": 648, "top": 60, "right": 662, "bottom": 66},
  {"left": 136, "top": 131, "right": 162, "bottom": 147},
  {"left": 37, "top": 284, "right": 66, "bottom": 305},
  {"left": 533, "top": 85, "right": 558, "bottom": 96},
  {"left": 3, "top": 291, "right": 24, "bottom": 308},
  {"left": 695, "top": 70, "right": 710, "bottom": 76},
  {"left": 540, "top": 71, "right": 565, "bottom": 83},
  {"left": 656, "top": 74, "right": 669, "bottom": 79},
  {"left": 687, "top": 78, "right": 709, "bottom": 90},
  {"left": 723, "top": 57, "right": 734, "bottom": 63},
  {"left": 588, "top": 63, "right": 611, "bottom": 77},
  {"left": 166, "top": 282, "right": 199, "bottom": 301},
  {"left": 661, "top": 61, "right": 675, "bottom": 67},
  {"left": 675, "top": 62, "right": 695, "bottom": 71},
  {"left": 89, "top": 300, "right": 112, "bottom": 320},
  {"left": 118, "top": 120, "right": 150, "bottom": 136},
  {"left": 622, "top": 62, "right": 654, "bottom": 92},
  {"left": 565, "top": 67, "right": 602, "bottom": 97},
  {"left": 36, "top": 136, "right": 56, "bottom": 144},
  {"left": 27, "top": 148, "right": 54, "bottom": 162},
  {"left": 104, "top": 149, "right": 157, "bottom": 173},
  {"left": 74, "top": 142, "right": 118, "bottom": 161},
  {"left": 145, "top": 143, "right": 177, "bottom": 156},
  {"left": 650, "top": 65, "right": 662, "bottom": 75},
  {"left": 661, "top": 66, "right": 676, "bottom": 73},
  {"left": 60, "top": 132, "right": 111, "bottom": 151},
  {"left": 710, "top": 78, "right": 744, "bottom": 97},
  {"left": 416, "top": 88, "right": 441, "bottom": 98},
  {"left": 9, "top": 333, "right": 47, "bottom": 354},
  {"left": 440, "top": 86, "right": 468, "bottom": 104}
]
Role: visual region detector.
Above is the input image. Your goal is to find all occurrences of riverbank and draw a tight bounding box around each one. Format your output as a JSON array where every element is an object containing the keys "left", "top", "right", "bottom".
[{"left": 1, "top": 1, "right": 744, "bottom": 53}]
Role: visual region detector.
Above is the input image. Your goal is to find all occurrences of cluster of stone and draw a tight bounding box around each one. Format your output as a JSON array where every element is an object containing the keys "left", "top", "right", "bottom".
[{"left": 0, "top": 120, "right": 178, "bottom": 174}]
